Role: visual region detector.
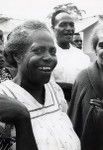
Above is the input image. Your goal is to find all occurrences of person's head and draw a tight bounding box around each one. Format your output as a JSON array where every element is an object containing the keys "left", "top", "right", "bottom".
[
  {"left": 0, "top": 49, "right": 5, "bottom": 69},
  {"left": 4, "top": 20, "right": 57, "bottom": 85},
  {"left": 0, "top": 30, "right": 5, "bottom": 69},
  {"left": 91, "top": 23, "right": 103, "bottom": 67},
  {"left": 72, "top": 33, "right": 82, "bottom": 49},
  {"left": 51, "top": 9, "right": 75, "bottom": 49},
  {"left": 0, "top": 30, "right": 4, "bottom": 45}
]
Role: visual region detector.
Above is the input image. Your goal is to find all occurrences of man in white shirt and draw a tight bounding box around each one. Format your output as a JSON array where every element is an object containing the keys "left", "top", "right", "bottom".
[
  {"left": 51, "top": 10, "right": 90, "bottom": 101},
  {"left": 51, "top": 9, "right": 90, "bottom": 84},
  {"left": 53, "top": 44, "right": 90, "bottom": 84}
]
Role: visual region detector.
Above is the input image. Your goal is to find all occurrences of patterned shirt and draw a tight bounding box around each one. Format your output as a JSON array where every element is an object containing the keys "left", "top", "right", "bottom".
[{"left": 0, "top": 68, "right": 12, "bottom": 83}]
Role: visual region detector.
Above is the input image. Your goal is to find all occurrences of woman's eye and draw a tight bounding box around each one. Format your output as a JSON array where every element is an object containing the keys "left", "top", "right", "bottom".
[
  {"left": 50, "top": 48, "right": 56, "bottom": 56},
  {"left": 33, "top": 48, "right": 42, "bottom": 54}
]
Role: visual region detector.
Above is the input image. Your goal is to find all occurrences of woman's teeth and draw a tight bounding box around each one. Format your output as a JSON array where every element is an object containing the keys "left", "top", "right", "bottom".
[{"left": 38, "top": 67, "right": 51, "bottom": 71}]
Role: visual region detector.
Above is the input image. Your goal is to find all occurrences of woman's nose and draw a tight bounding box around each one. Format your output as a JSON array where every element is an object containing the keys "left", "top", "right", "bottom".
[{"left": 42, "top": 52, "right": 52, "bottom": 61}]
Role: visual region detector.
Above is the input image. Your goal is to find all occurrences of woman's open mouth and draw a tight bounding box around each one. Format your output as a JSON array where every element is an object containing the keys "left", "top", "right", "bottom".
[{"left": 38, "top": 66, "right": 52, "bottom": 73}]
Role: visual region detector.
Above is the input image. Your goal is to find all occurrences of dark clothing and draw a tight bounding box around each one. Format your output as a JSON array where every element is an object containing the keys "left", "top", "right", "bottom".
[
  {"left": 57, "top": 82, "right": 72, "bottom": 104},
  {"left": 68, "top": 61, "right": 103, "bottom": 139},
  {"left": 81, "top": 99, "right": 103, "bottom": 150}
]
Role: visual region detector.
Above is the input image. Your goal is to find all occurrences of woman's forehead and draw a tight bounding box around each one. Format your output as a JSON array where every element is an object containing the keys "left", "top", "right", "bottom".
[
  {"left": 8, "top": 29, "right": 55, "bottom": 49},
  {"left": 30, "top": 30, "right": 54, "bottom": 42}
]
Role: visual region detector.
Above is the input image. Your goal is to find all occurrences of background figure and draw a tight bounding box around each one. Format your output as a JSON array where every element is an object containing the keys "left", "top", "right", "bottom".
[
  {"left": 51, "top": 9, "right": 90, "bottom": 103},
  {"left": 72, "top": 33, "right": 82, "bottom": 49},
  {"left": 0, "top": 20, "right": 81, "bottom": 150},
  {"left": 0, "top": 30, "right": 4, "bottom": 47},
  {"left": 0, "top": 30, "right": 4, "bottom": 70},
  {"left": 68, "top": 23, "right": 103, "bottom": 150},
  {"left": 0, "top": 30, "right": 12, "bottom": 82}
]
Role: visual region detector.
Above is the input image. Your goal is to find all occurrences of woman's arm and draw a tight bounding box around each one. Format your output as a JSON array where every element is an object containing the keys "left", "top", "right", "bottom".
[
  {"left": 15, "top": 112, "right": 38, "bottom": 150},
  {"left": 0, "top": 94, "right": 38, "bottom": 150}
]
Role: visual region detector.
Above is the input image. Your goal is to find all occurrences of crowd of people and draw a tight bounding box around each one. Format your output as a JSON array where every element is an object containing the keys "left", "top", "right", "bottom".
[{"left": 0, "top": 6, "right": 102, "bottom": 150}]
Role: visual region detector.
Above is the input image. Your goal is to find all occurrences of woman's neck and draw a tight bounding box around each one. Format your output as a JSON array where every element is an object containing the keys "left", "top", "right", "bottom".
[{"left": 13, "top": 74, "right": 45, "bottom": 105}]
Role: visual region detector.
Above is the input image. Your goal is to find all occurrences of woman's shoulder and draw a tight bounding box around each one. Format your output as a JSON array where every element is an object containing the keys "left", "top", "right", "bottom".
[
  {"left": 48, "top": 81, "right": 68, "bottom": 113},
  {"left": 76, "top": 68, "right": 88, "bottom": 81},
  {"left": 0, "top": 80, "right": 14, "bottom": 96},
  {"left": 74, "top": 67, "right": 91, "bottom": 89},
  {"left": 49, "top": 80, "right": 65, "bottom": 97},
  {"left": 76, "top": 62, "right": 96, "bottom": 83}
]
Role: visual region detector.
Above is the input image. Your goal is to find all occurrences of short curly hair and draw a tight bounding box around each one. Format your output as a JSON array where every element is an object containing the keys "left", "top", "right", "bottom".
[
  {"left": 90, "top": 23, "right": 103, "bottom": 52},
  {"left": 51, "top": 9, "right": 70, "bottom": 28},
  {"left": 4, "top": 20, "right": 50, "bottom": 68}
]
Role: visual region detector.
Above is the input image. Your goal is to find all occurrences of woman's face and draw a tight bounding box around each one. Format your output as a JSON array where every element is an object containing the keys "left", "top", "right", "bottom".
[
  {"left": 96, "top": 34, "right": 103, "bottom": 67},
  {"left": 19, "top": 30, "right": 57, "bottom": 85}
]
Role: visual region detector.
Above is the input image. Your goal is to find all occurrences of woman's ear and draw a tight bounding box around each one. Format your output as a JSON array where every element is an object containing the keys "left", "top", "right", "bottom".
[{"left": 13, "top": 54, "right": 23, "bottom": 65}]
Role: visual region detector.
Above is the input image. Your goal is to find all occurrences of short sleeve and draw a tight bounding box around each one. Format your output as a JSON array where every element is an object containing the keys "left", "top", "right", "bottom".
[{"left": 50, "top": 81, "right": 68, "bottom": 113}]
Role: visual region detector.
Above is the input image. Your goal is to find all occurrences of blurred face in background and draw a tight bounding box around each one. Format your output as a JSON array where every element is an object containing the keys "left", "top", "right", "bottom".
[
  {"left": 53, "top": 12, "right": 75, "bottom": 44},
  {"left": 73, "top": 34, "right": 82, "bottom": 49},
  {"left": 96, "top": 32, "right": 103, "bottom": 67}
]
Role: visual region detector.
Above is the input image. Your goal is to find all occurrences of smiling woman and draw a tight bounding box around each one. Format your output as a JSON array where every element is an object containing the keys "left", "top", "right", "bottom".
[{"left": 0, "top": 20, "right": 80, "bottom": 150}]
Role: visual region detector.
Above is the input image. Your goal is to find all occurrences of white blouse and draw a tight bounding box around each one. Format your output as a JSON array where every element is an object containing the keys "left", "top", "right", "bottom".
[{"left": 0, "top": 80, "right": 81, "bottom": 150}]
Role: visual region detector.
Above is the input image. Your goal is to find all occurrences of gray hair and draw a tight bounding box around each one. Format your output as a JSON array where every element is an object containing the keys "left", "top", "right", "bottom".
[
  {"left": 90, "top": 23, "right": 103, "bottom": 52},
  {"left": 4, "top": 20, "right": 50, "bottom": 68}
]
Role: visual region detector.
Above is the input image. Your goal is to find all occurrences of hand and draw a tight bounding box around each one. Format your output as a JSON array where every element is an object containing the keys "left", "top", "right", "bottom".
[
  {"left": 90, "top": 98, "right": 103, "bottom": 108},
  {"left": 0, "top": 94, "right": 30, "bottom": 125}
]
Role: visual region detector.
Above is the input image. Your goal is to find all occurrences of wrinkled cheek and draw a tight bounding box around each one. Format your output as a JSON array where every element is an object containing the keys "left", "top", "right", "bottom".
[
  {"left": 27, "top": 59, "right": 38, "bottom": 75},
  {"left": 28, "top": 56, "right": 40, "bottom": 66},
  {"left": 57, "top": 30, "right": 63, "bottom": 36}
]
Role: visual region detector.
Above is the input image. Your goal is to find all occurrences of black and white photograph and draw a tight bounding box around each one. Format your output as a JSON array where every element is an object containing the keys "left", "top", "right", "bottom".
[{"left": 0, "top": 0, "right": 102, "bottom": 149}]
